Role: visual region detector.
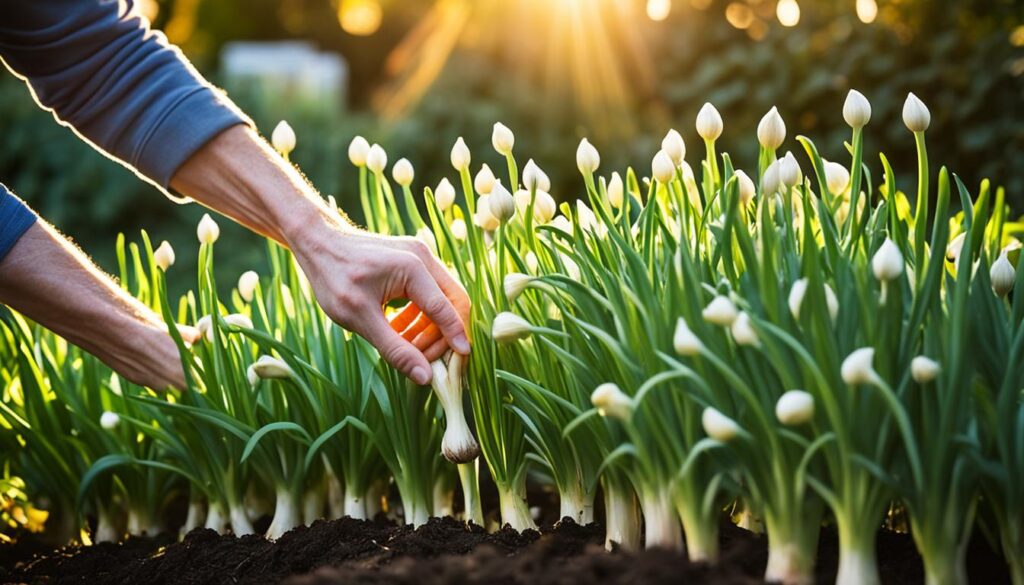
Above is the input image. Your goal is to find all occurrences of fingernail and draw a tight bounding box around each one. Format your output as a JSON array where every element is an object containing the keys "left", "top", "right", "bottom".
[
  {"left": 452, "top": 333, "right": 471, "bottom": 354},
  {"left": 411, "top": 366, "right": 431, "bottom": 386}
]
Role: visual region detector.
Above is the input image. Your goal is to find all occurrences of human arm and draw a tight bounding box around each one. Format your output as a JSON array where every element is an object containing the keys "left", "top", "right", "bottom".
[
  {"left": 0, "top": 208, "right": 197, "bottom": 390},
  {"left": 170, "top": 126, "right": 471, "bottom": 385},
  {"left": 0, "top": 1, "right": 470, "bottom": 384}
]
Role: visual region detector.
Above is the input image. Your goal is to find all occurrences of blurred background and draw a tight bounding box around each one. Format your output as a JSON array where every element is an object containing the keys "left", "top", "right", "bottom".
[{"left": 1, "top": 0, "right": 1023, "bottom": 291}]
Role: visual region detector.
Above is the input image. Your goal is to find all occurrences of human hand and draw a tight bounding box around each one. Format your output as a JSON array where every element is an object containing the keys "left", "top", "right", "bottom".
[
  {"left": 110, "top": 321, "right": 200, "bottom": 391},
  {"left": 290, "top": 222, "right": 471, "bottom": 386}
]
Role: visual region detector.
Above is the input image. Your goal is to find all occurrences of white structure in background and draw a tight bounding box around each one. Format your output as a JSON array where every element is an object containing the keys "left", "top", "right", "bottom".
[{"left": 220, "top": 41, "right": 348, "bottom": 112}]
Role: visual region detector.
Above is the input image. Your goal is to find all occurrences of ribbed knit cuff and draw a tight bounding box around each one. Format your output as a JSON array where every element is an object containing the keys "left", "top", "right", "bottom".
[{"left": 0, "top": 184, "right": 38, "bottom": 262}]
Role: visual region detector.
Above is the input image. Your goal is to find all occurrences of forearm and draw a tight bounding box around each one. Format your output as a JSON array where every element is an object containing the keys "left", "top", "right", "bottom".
[
  {"left": 170, "top": 125, "right": 345, "bottom": 249},
  {"left": 0, "top": 221, "right": 183, "bottom": 388}
]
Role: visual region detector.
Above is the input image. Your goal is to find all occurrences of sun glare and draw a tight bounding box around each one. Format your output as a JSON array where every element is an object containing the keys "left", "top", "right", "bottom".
[
  {"left": 646, "top": 0, "right": 671, "bottom": 22},
  {"left": 338, "top": 0, "right": 383, "bottom": 36},
  {"left": 856, "top": 0, "right": 878, "bottom": 24},
  {"left": 776, "top": 0, "right": 801, "bottom": 27}
]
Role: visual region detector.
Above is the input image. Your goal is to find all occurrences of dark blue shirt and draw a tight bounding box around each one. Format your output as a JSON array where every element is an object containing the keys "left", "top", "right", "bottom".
[{"left": 0, "top": 0, "right": 248, "bottom": 261}]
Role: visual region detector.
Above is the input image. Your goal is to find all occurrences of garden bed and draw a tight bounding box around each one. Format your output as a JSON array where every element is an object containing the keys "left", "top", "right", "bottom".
[{"left": 0, "top": 515, "right": 1010, "bottom": 585}]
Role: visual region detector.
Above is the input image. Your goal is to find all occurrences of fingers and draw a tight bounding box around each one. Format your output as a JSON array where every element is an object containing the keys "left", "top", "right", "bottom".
[
  {"left": 395, "top": 309, "right": 432, "bottom": 340},
  {"left": 421, "top": 333, "right": 449, "bottom": 363},
  {"left": 418, "top": 254, "right": 472, "bottom": 326},
  {"left": 410, "top": 322, "right": 443, "bottom": 353},
  {"left": 388, "top": 302, "right": 421, "bottom": 334},
  {"left": 361, "top": 313, "right": 433, "bottom": 385},
  {"left": 403, "top": 262, "right": 471, "bottom": 355},
  {"left": 176, "top": 324, "right": 201, "bottom": 346}
]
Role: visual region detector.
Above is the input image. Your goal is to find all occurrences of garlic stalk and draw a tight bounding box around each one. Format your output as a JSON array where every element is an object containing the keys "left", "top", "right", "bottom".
[
  {"left": 229, "top": 501, "right": 255, "bottom": 536},
  {"left": 429, "top": 352, "right": 480, "bottom": 464},
  {"left": 205, "top": 501, "right": 229, "bottom": 534},
  {"left": 127, "top": 507, "right": 161, "bottom": 537},
  {"left": 266, "top": 486, "right": 302, "bottom": 539},
  {"left": 302, "top": 482, "right": 326, "bottom": 525},
  {"left": 602, "top": 478, "right": 640, "bottom": 551},
  {"left": 343, "top": 483, "right": 367, "bottom": 519},
  {"left": 640, "top": 487, "right": 683, "bottom": 550},
  {"left": 458, "top": 460, "right": 485, "bottom": 526},
  {"left": 180, "top": 496, "right": 206, "bottom": 538},
  {"left": 94, "top": 505, "right": 119, "bottom": 543}
]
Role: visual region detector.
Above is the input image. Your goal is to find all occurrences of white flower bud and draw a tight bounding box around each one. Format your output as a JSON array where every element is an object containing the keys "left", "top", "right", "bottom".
[
  {"left": 779, "top": 151, "right": 802, "bottom": 188},
  {"left": 196, "top": 315, "right": 212, "bottom": 341},
  {"left": 757, "top": 107, "right": 786, "bottom": 150},
  {"left": 515, "top": 189, "right": 556, "bottom": 223},
  {"left": 607, "top": 172, "right": 625, "bottom": 209},
  {"left": 366, "top": 144, "right": 387, "bottom": 174},
  {"left": 843, "top": 90, "right": 872, "bottom": 129},
  {"left": 348, "top": 136, "right": 370, "bottom": 167},
  {"left": 154, "top": 241, "right": 175, "bottom": 271},
  {"left": 504, "top": 272, "right": 533, "bottom": 303},
  {"left": 434, "top": 178, "right": 456, "bottom": 211},
  {"left": 247, "top": 364, "right": 259, "bottom": 387},
  {"left": 775, "top": 390, "right": 814, "bottom": 426},
  {"left": 100, "top": 411, "right": 121, "bottom": 430},
  {"left": 991, "top": 253, "right": 1016, "bottom": 297},
  {"left": 450, "top": 137, "right": 471, "bottom": 171},
  {"left": 911, "top": 356, "right": 941, "bottom": 383},
  {"left": 841, "top": 347, "right": 878, "bottom": 385},
  {"left": 730, "top": 312, "right": 759, "bottom": 346},
  {"left": 450, "top": 218, "right": 467, "bottom": 240},
  {"left": 197, "top": 213, "right": 220, "bottom": 245},
  {"left": 702, "top": 407, "right": 739, "bottom": 442},
  {"left": 576, "top": 138, "right": 600, "bottom": 174},
  {"left": 474, "top": 164, "right": 496, "bottom": 195},
  {"left": 223, "top": 313, "right": 254, "bottom": 331},
  {"left": 761, "top": 160, "right": 782, "bottom": 195},
  {"left": 702, "top": 295, "right": 739, "bottom": 326},
  {"left": 946, "top": 233, "right": 966, "bottom": 262},
  {"left": 735, "top": 170, "right": 756, "bottom": 205},
  {"left": 872, "top": 238, "right": 904, "bottom": 282},
  {"left": 576, "top": 200, "right": 607, "bottom": 238},
  {"left": 392, "top": 158, "right": 414, "bottom": 186},
  {"left": 549, "top": 214, "right": 573, "bottom": 234},
  {"left": 902, "top": 92, "right": 931, "bottom": 133},
  {"left": 474, "top": 195, "right": 500, "bottom": 231},
  {"left": 238, "top": 271, "right": 259, "bottom": 303},
  {"left": 591, "top": 383, "right": 634, "bottom": 421},
  {"left": 271, "top": 121, "right": 296, "bottom": 156},
  {"left": 695, "top": 103, "right": 724, "bottom": 141},
  {"left": 492, "top": 122, "right": 515, "bottom": 155},
  {"left": 251, "top": 355, "right": 293, "bottom": 379},
  {"left": 522, "top": 159, "right": 551, "bottom": 192},
  {"left": 661, "top": 129, "right": 686, "bottom": 166},
  {"left": 488, "top": 182, "right": 516, "bottom": 223},
  {"left": 491, "top": 312, "right": 532, "bottom": 343},
  {"left": 652, "top": 150, "right": 676, "bottom": 184},
  {"left": 824, "top": 160, "right": 851, "bottom": 194},
  {"left": 788, "top": 278, "right": 839, "bottom": 323},
  {"left": 673, "top": 318, "right": 703, "bottom": 356}
]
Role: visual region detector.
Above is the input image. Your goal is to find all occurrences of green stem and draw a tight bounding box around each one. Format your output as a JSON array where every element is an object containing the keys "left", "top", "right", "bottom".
[
  {"left": 497, "top": 476, "right": 535, "bottom": 531},
  {"left": 602, "top": 477, "right": 641, "bottom": 551},
  {"left": 458, "top": 460, "right": 485, "bottom": 526}
]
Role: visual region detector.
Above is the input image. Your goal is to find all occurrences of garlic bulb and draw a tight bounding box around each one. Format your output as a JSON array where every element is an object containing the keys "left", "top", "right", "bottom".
[{"left": 430, "top": 352, "right": 480, "bottom": 464}]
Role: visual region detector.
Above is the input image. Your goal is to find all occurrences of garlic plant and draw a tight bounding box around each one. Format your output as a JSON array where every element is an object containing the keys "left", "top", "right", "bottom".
[{"left": 2, "top": 94, "right": 1023, "bottom": 585}]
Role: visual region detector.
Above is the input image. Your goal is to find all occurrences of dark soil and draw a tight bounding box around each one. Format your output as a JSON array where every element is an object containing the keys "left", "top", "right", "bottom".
[{"left": 0, "top": 515, "right": 1011, "bottom": 585}]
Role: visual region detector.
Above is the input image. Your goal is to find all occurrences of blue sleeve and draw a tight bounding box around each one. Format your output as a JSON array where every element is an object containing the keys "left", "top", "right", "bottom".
[
  {"left": 0, "top": 184, "right": 38, "bottom": 262},
  {"left": 0, "top": 0, "right": 250, "bottom": 193}
]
